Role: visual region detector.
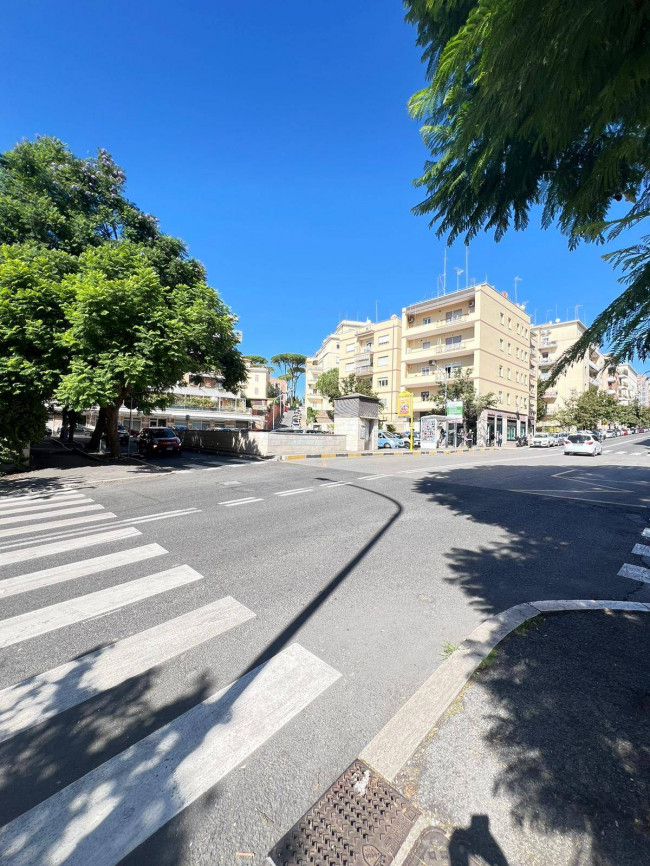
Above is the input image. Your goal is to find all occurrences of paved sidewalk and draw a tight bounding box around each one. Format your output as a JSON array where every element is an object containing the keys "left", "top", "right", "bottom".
[{"left": 394, "top": 611, "right": 650, "bottom": 866}]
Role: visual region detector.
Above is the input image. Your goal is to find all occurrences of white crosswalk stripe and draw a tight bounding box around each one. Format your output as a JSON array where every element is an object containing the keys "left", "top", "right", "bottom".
[
  {"left": 0, "top": 490, "right": 340, "bottom": 863},
  {"left": 0, "top": 597, "right": 255, "bottom": 743},
  {"left": 0, "top": 565, "right": 203, "bottom": 648},
  {"left": 0, "top": 489, "right": 85, "bottom": 505},
  {"left": 0, "top": 527, "right": 141, "bottom": 567},
  {"left": 0, "top": 543, "right": 167, "bottom": 599},
  {"left": 0, "top": 645, "right": 340, "bottom": 866}
]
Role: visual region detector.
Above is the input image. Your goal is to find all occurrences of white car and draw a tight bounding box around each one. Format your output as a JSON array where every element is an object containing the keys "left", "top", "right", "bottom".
[
  {"left": 564, "top": 432, "right": 603, "bottom": 457},
  {"left": 530, "top": 432, "right": 553, "bottom": 447}
]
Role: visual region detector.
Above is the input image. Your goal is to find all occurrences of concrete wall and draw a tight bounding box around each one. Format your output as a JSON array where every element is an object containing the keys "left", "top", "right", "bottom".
[{"left": 181, "top": 429, "right": 347, "bottom": 457}]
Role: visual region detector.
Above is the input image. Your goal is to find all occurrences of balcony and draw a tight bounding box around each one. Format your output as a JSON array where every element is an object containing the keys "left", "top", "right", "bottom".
[
  {"left": 355, "top": 364, "right": 373, "bottom": 376},
  {"left": 589, "top": 359, "right": 600, "bottom": 372},
  {"left": 607, "top": 389, "right": 616, "bottom": 395},
  {"left": 538, "top": 338, "right": 558, "bottom": 349},
  {"left": 406, "top": 340, "right": 475, "bottom": 361},
  {"left": 542, "top": 390, "right": 558, "bottom": 399},
  {"left": 404, "top": 312, "right": 476, "bottom": 338},
  {"left": 354, "top": 352, "right": 372, "bottom": 365}
]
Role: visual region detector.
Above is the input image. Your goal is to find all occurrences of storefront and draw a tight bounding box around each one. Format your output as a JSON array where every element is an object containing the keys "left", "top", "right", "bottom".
[{"left": 483, "top": 410, "right": 528, "bottom": 445}]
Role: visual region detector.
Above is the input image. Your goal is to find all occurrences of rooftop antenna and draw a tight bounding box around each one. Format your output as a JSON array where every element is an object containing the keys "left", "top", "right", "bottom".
[
  {"left": 455, "top": 267, "right": 464, "bottom": 292},
  {"left": 546, "top": 309, "right": 553, "bottom": 322},
  {"left": 443, "top": 247, "right": 447, "bottom": 293},
  {"left": 375, "top": 300, "right": 378, "bottom": 323},
  {"left": 513, "top": 276, "right": 522, "bottom": 304},
  {"left": 575, "top": 304, "right": 582, "bottom": 321},
  {"left": 465, "top": 244, "right": 469, "bottom": 288},
  {"left": 533, "top": 308, "right": 538, "bottom": 324}
]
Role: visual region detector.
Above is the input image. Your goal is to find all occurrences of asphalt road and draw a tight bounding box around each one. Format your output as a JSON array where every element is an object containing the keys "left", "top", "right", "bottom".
[{"left": 1, "top": 434, "right": 649, "bottom": 864}]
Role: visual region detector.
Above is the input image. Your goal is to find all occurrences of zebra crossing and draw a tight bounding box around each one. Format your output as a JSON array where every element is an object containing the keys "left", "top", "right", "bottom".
[{"left": 0, "top": 486, "right": 341, "bottom": 864}]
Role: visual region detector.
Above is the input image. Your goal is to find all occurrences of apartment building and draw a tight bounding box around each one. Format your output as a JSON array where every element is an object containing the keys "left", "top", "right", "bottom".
[
  {"left": 603, "top": 360, "right": 639, "bottom": 406},
  {"left": 241, "top": 359, "right": 269, "bottom": 411},
  {"left": 532, "top": 319, "right": 605, "bottom": 421},
  {"left": 304, "top": 317, "right": 402, "bottom": 425},
  {"left": 638, "top": 374, "right": 650, "bottom": 407},
  {"left": 402, "top": 282, "right": 535, "bottom": 444}
]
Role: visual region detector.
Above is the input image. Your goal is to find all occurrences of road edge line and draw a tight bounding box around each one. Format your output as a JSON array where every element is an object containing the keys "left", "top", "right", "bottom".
[{"left": 359, "top": 599, "right": 650, "bottom": 782}]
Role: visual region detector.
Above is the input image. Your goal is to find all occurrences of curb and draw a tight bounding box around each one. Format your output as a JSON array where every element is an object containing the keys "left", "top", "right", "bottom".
[
  {"left": 359, "top": 599, "right": 650, "bottom": 782},
  {"left": 279, "top": 447, "right": 490, "bottom": 462}
]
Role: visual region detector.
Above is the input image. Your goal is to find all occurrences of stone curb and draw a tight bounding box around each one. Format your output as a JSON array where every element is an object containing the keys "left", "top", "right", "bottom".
[
  {"left": 359, "top": 599, "right": 650, "bottom": 783},
  {"left": 279, "top": 447, "right": 490, "bottom": 461}
]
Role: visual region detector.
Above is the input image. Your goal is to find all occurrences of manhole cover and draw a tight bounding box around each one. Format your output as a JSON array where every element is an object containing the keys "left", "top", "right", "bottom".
[{"left": 269, "top": 760, "right": 420, "bottom": 866}]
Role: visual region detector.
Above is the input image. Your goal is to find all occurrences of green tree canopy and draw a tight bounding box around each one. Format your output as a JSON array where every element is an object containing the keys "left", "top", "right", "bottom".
[
  {"left": 406, "top": 0, "right": 650, "bottom": 368},
  {"left": 244, "top": 355, "right": 268, "bottom": 366},
  {"left": 314, "top": 368, "right": 377, "bottom": 401},
  {"left": 271, "top": 353, "right": 306, "bottom": 402},
  {"left": 554, "top": 388, "right": 619, "bottom": 429},
  {"left": 315, "top": 368, "right": 341, "bottom": 401},
  {"left": 0, "top": 137, "right": 245, "bottom": 458}
]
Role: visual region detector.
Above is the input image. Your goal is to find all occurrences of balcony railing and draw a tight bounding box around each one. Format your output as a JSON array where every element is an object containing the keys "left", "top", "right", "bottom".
[
  {"left": 405, "top": 312, "right": 475, "bottom": 331},
  {"left": 355, "top": 364, "right": 373, "bottom": 376},
  {"left": 542, "top": 390, "right": 558, "bottom": 398}
]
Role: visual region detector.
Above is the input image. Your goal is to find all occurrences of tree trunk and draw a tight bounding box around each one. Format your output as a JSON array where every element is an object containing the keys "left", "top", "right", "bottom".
[
  {"left": 59, "top": 407, "right": 68, "bottom": 441},
  {"left": 88, "top": 407, "right": 107, "bottom": 452},
  {"left": 67, "top": 411, "right": 77, "bottom": 444},
  {"left": 104, "top": 403, "right": 122, "bottom": 458}
]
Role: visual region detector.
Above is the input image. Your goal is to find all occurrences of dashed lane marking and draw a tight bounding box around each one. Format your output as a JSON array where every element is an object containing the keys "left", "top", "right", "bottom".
[
  {"left": 274, "top": 488, "right": 314, "bottom": 497},
  {"left": 218, "top": 497, "right": 264, "bottom": 507},
  {"left": 618, "top": 563, "right": 650, "bottom": 584}
]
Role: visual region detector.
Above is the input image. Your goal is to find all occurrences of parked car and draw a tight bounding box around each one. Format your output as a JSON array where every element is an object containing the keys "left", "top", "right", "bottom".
[
  {"left": 564, "top": 432, "right": 603, "bottom": 457},
  {"left": 378, "top": 431, "right": 405, "bottom": 449},
  {"left": 604, "top": 429, "right": 616, "bottom": 438},
  {"left": 590, "top": 430, "right": 604, "bottom": 442},
  {"left": 530, "top": 432, "right": 553, "bottom": 447},
  {"left": 137, "top": 427, "right": 182, "bottom": 457},
  {"left": 399, "top": 431, "right": 420, "bottom": 448}
]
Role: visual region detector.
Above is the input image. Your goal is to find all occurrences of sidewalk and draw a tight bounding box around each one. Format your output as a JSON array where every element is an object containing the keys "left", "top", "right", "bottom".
[{"left": 393, "top": 610, "right": 650, "bottom": 866}]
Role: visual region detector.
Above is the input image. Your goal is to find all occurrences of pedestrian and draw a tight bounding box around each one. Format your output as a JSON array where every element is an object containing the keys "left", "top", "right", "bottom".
[
  {"left": 438, "top": 428, "right": 446, "bottom": 448},
  {"left": 497, "top": 432, "right": 502, "bottom": 448}
]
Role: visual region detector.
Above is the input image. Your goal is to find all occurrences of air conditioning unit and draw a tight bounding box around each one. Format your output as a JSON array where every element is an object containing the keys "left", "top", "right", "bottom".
[{"left": 468, "top": 300, "right": 475, "bottom": 307}]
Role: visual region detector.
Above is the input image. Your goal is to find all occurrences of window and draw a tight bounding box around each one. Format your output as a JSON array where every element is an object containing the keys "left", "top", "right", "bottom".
[
  {"left": 420, "top": 366, "right": 430, "bottom": 375},
  {"left": 498, "top": 391, "right": 503, "bottom": 403},
  {"left": 422, "top": 341, "right": 431, "bottom": 350},
  {"left": 446, "top": 308, "right": 463, "bottom": 322},
  {"left": 365, "top": 341, "right": 372, "bottom": 350},
  {"left": 378, "top": 335, "right": 389, "bottom": 345},
  {"left": 508, "top": 317, "right": 512, "bottom": 329},
  {"left": 500, "top": 312, "right": 505, "bottom": 325},
  {"left": 507, "top": 392, "right": 511, "bottom": 405},
  {"left": 499, "top": 365, "right": 503, "bottom": 377},
  {"left": 499, "top": 339, "right": 504, "bottom": 351},
  {"left": 254, "top": 387, "right": 259, "bottom": 395},
  {"left": 422, "top": 317, "right": 431, "bottom": 325},
  {"left": 515, "top": 372, "right": 519, "bottom": 383},
  {"left": 345, "top": 362, "right": 354, "bottom": 372},
  {"left": 377, "top": 377, "right": 388, "bottom": 387},
  {"left": 507, "top": 368, "right": 511, "bottom": 380},
  {"left": 507, "top": 342, "right": 512, "bottom": 354},
  {"left": 377, "top": 355, "right": 389, "bottom": 367},
  {"left": 445, "top": 335, "right": 462, "bottom": 347},
  {"left": 516, "top": 348, "right": 520, "bottom": 358},
  {"left": 336, "top": 343, "right": 340, "bottom": 349},
  {"left": 420, "top": 391, "right": 430, "bottom": 401},
  {"left": 516, "top": 323, "right": 520, "bottom": 334},
  {"left": 379, "top": 399, "right": 387, "bottom": 409},
  {"left": 346, "top": 343, "right": 354, "bottom": 352},
  {"left": 515, "top": 395, "right": 520, "bottom": 406}
]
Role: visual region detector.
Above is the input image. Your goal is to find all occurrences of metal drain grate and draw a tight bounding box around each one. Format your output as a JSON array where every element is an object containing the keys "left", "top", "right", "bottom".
[
  {"left": 269, "top": 760, "right": 420, "bottom": 866},
  {"left": 403, "top": 826, "right": 488, "bottom": 866}
]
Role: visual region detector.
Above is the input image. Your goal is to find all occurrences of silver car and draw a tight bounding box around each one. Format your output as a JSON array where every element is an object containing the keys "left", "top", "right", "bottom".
[
  {"left": 530, "top": 432, "right": 553, "bottom": 447},
  {"left": 564, "top": 432, "right": 603, "bottom": 457}
]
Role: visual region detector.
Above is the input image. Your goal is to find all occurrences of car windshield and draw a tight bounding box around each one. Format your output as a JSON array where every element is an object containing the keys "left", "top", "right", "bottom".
[
  {"left": 568, "top": 434, "right": 591, "bottom": 443},
  {"left": 150, "top": 429, "right": 176, "bottom": 438}
]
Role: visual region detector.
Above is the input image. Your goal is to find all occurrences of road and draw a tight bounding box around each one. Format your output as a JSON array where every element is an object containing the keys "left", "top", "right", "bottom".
[{"left": 1, "top": 435, "right": 649, "bottom": 864}]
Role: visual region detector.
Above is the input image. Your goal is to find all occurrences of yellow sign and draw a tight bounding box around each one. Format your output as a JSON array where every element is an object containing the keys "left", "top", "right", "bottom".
[{"left": 397, "top": 391, "right": 412, "bottom": 418}]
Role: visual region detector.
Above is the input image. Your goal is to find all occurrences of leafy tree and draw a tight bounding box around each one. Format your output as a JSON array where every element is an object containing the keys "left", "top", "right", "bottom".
[
  {"left": 536, "top": 383, "right": 548, "bottom": 423},
  {"left": 315, "top": 368, "right": 341, "bottom": 401},
  {"left": 426, "top": 369, "right": 495, "bottom": 434},
  {"left": 553, "top": 388, "right": 619, "bottom": 429},
  {"left": 406, "top": 0, "right": 650, "bottom": 369},
  {"left": 267, "top": 382, "right": 280, "bottom": 399},
  {"left": 244, "top": 355, "right": 267, "bottom": 366},
  {"left": 56, "top": 243, "right": 245, "bottom": 456},
  {"left": 339, "top": 374, "right": 377, "bottom": 398},
  {"left": 0, "top": 244, "right": 75, "bottom": 457},
  {"left": 0, "top": 137, "right": 245, "bottom": 458},
  {"left": 306, "top": 406, "right": 319, "bottom": 426},
  {"left": 271, "top": 353, "right": 306, "bottom": 402}
]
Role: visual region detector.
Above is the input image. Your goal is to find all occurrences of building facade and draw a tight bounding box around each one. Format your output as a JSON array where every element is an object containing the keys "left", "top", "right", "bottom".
[
  {"left": 637, "top": 374, "right": 650, "bottom": 407},
  {"left": 532, "top": 319, "right": 605, "bottom": 423},
  {"left": 603, "top": 360, "right": 639, "bottom": 406},
  {"left": 402, "top": 283, "right": 535, "bottom": 443}
]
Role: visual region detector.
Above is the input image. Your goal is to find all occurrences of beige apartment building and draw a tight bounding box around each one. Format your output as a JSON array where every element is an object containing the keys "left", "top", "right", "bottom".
[
  {"left": 603, "top": 360, "right": 639, "bottom": 406},
  {"left": 402, "top": 282, "right": 535, "bottom": 444},
  {"left": 241, "top": 359, "right": 269, "bottom": 412},
  {"left": 532, "top": 319, "right": 605, "bottom": 423},
  {"left": 305, "top": 317, "right": 402, "bottom": 426}
]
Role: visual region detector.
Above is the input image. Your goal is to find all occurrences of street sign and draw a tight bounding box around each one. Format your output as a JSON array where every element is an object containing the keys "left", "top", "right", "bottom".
[
  {"left": 446, "top": 400, "right": 463, "bottom": 418},
  {"left": 397, "top": 392, "right": 412, "bottom": 418}
]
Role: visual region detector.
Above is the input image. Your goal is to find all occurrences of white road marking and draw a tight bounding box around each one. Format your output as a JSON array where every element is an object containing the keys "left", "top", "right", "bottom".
[
  {"left": 219, "top": 497, "right": 264, "bottom": 506},
  {"left": 357, "top": 474, "right": 388, "bottom": 481},
  {"left": 643, "top": 528, "right": 650, "bottom": 539},
  {"left": 618, "top": 563, "right": 650, "bottom": 584},
  {"left": 0, "top": 503, "right": 103, "bottom": 528},
  {"left": 632, "top": 543, "right": 650, "bottom": 557},
  {"left": 0, "top": 489, "right": 86, "bottom": 505},
  {"left": 0, "top": 644, "right": 340, "bottom": 866},
  {"left": 0, "top": 596, "right": 255, "bottom": 744},
  {"left": 0, "top": 495, "right": 90, "bottom": 514},
  {"left": 320, "top": 481, "right": 354, "bottom": 488},
  {"left": 0, "top": 544, "right": 167, "bottom": 599},
  {"left": 0, "top": 528, "right": 141, "bottom": 568},
  {"left": 0, "top": 512, "right": 116, "bottom": 540},
  {"left": 514, "top": 490, "right": 648, "bottom": 508},
  {"left": 0, "top": 565, "right": 203, "bottom": 649},
  {"left": 274, "top": 488, "right": 314, "bottom": 496}
]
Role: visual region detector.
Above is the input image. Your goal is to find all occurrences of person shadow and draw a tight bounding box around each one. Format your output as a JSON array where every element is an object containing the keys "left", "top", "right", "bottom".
[{"left": 449, "top": 815, "right": 509, "bottom": 866}]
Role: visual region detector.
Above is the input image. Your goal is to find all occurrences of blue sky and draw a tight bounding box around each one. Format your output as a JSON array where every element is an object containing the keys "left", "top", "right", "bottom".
[{"left": 1, "top": 1, "right": 637, "bottom": 381}]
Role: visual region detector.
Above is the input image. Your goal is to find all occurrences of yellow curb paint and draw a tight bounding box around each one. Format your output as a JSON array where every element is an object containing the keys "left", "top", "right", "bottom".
[{"left": 320, "top": 453, "right": 336, "bottom": 459}]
